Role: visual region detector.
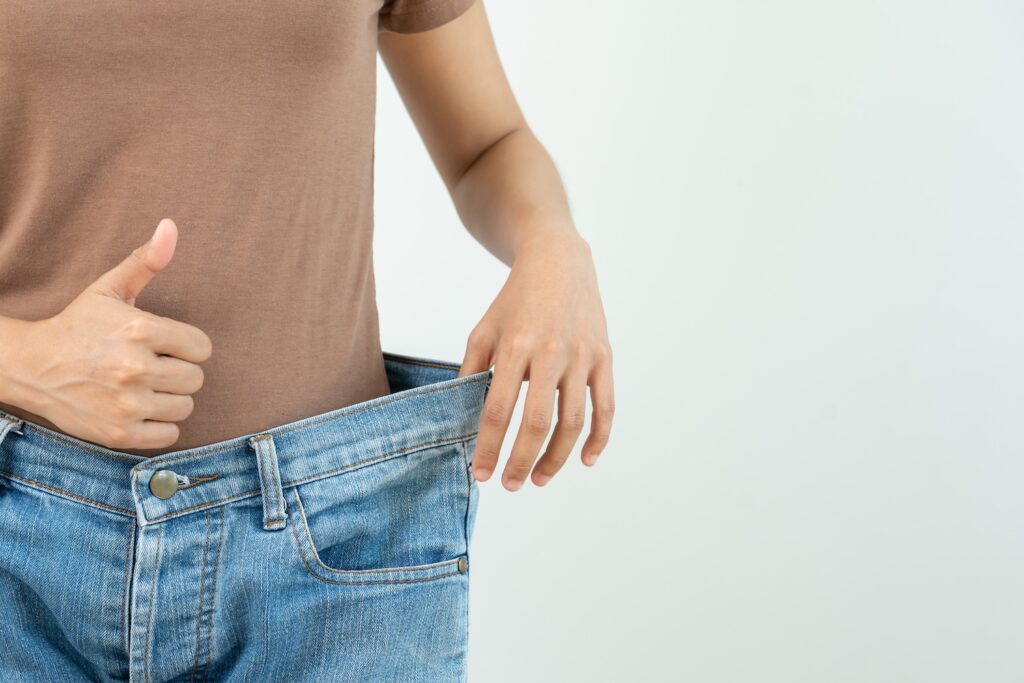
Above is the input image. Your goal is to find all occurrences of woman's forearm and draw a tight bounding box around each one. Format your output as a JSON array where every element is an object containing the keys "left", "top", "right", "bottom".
[{"left": 449, "top": 126, "right": 588, "bottom": 267}]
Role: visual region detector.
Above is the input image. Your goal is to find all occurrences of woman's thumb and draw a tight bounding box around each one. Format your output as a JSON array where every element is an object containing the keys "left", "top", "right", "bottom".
[{"left": 89, "top": 218, "right": 178, "bottom": 305}]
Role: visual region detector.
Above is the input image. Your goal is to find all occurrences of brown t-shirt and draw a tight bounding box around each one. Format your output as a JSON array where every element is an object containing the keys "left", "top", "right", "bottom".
[{"left": 0, "top": 0, "right": 475, "bottom": 456}]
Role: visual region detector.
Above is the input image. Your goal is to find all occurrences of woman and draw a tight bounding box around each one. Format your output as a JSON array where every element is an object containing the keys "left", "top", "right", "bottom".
[{"left": 0, "top": 0, "right": 614, "bottom": 680}]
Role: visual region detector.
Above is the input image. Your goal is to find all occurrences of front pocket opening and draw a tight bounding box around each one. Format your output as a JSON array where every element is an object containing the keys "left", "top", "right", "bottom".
[{"left": 287, "top": 481, "right": 468, "bottom": 586}]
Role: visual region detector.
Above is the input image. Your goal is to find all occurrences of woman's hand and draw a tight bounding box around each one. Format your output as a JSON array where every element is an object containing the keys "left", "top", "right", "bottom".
[
  {"left": 457, "top": 233, "right": 615, "bottom": 490},
  {"left": 0, "top": 219, "right": 213, "bottom": 450}
]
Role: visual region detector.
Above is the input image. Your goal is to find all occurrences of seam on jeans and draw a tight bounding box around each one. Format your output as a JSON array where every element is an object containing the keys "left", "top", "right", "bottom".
[
  {"left": 133, "top": 375, "right": 489, "bottom": 470},
  {"left": 289, "top": 486, "right": 463, "bottom": 583},
  {"left": 254, "top": 440, "right": 274, "bottom": 524},
  {"left": 146, "top": 487, "right": 264, "bottom": 524},
  {"left": 0, "top": 470, "right": 135, "bottom": 516},
  {"left": 144, "top": 525, "right": 164, "bottom": 683},
  {"left": 267, "top": 438, "right": 284, "bottom": 522},
  {"left": 121, "top": 521, "right": 136, "bottom": 661},
  {"left": 251, "top": 432, "right": 284, "bottom": 526},
  {"left": 460, "top": 440, "right": 473, "bottom": 556},
  {"left": 142, "top": 433, "right": 477, "bottom": 524},
  {"left": 205, "top": 507, "right": 225, "bottom": 681},
  {"left": 191, "top": 510, "right": 212, "bottom": 683}
]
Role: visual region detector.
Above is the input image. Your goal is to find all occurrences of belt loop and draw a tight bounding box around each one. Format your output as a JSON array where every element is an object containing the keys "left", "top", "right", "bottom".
[
  {"left": 247, "top": 433, "right": 287, "bottom": 531},
  {"left": 0, "top": 417, "right": 24, "bottom": 447}
]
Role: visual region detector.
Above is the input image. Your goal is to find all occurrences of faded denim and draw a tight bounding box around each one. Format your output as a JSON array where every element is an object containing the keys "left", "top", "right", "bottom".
[{"left": 0, "top": 351, "right": 491, "bottom": 682}]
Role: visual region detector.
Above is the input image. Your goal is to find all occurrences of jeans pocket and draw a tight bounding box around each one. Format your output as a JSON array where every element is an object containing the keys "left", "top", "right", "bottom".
[{"left": 285, "top": 439, "right": 472, "bottom": 585}]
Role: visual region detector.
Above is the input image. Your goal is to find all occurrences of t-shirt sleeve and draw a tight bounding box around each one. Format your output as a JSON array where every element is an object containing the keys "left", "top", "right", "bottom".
[{"left": 378, "top": 0, "right": 477, "bottom": 34}]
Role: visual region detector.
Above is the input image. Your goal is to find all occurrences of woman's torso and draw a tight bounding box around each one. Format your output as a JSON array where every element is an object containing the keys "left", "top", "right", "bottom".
[{"left": 0, "top": 1, "right": 394, "bottom": 456}]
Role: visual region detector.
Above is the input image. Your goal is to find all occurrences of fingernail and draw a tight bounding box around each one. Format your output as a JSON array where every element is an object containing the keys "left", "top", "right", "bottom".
[
  {"left": 504, "top": 477, "right": 523, "bottom": 492},
  {"left": 585, "top": 452, "right": 600, "bottom": 466},
  {"left": 474, "top": 467, "right": 491, "bottom": 481},
  {"left": 534, "top": 473, "right": 551, "bottom": 486}
]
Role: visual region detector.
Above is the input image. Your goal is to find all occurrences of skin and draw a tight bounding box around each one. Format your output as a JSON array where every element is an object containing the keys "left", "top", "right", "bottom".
[
  {"left": 379, "top": 0, "right": 615, "bottom": 491},
  {"left": 0, "top": 0, "right": 614, "bottom": 488}
]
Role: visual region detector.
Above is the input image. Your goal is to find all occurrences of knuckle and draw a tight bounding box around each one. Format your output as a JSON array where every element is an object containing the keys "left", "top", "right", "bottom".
[
  {"left": 507, "top": 333, "right": 536, "bottom": 356},
  {"left": 129, "top": 244, "right": 148, "bottom": 265},
  {"left": 483, "top": 403, "right": 507, "bottom": 425},
  {"left": 525, "top": 409, "right": 551, "bottom": 433},
  {"left": 592, "top": 342, "right": 612, "bottom": 363},
  {"left": 124, "top": 316, "right": 156, "bottom": 343},
  {"left": 112, "top": 358, "right": 147, "bottom": 385},
  {"left": 540, "top": 337, "right": 566, "bottom": 357},
  {"left": 564, "top": 409, "right": 587, "bottom": 432},
  {"left": 466, "top": 327, "right": 492, "bottom": 350},
  {"left": 113, "top": 393, "right": 143, "bottom": 418}
]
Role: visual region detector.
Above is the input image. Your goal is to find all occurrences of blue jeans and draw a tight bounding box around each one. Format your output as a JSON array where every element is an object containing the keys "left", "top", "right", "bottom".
[{"left": 0, "top": 352, "right": 491, "bottom": 682}]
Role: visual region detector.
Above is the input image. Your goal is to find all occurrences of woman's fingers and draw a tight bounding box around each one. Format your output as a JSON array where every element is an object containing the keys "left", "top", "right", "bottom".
[
  {"left": 581, "top": 348, "right": 615, "bottom": 465},
  {"left": 472, "top": 348, "right": 527, "bottom": 483},
  {"left": 501, "top": 354, "right": 562, "bottom": 491},
  {"left": 463, "top": 324, "right": 615, "bottom": 489},
  {"left": 530, "top": 363, "right": 588, "bottom": 486}
]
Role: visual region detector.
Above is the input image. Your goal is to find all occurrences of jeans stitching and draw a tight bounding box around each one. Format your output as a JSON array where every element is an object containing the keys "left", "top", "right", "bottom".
[
  {"left": 267, "top": 437, "right": 285, "bottom": 523},
  {"left": 460, "top": 440, "right": 472, "bottom": 557},
  {"left": 289, "top": 486, "right": 464, "bottom": 585},
  {"left": 0, "top": 471, "right": 135, "bottom": 516},
  {"left": 144, "top": 525, "right": 163, "bottom": 683},
  {"left": 204, "top": 507, "right": 224, "bottom": 683},
  {"left": 120, "top": 521, "right": 136, "bottom": 661},
  {"left": 190, "top": 510, "right": 212, "bottom": 683}
]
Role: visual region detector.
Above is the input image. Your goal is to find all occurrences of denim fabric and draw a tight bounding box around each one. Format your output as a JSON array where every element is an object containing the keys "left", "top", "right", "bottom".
[{"left": 0, "top": 351, "right": 491, "bottom": 682}]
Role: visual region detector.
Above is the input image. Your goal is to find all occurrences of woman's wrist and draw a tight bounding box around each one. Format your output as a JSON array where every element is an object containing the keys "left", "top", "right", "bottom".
[
  {"left": 0, "top": 315, "right": 48, "bottom": 415},
  {"left": 512, "top": 227, "right": 590, "bottom": 265}
]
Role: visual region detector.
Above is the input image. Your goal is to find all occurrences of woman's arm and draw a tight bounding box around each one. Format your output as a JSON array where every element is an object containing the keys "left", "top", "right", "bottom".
[{"left": 379, "top": 1, "right": 615, "bottom": 491}]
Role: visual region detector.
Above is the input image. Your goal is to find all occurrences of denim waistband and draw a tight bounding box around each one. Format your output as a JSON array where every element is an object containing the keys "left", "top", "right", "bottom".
[{"left": 0, "top": 351, "right": 492, "bottom": 526}]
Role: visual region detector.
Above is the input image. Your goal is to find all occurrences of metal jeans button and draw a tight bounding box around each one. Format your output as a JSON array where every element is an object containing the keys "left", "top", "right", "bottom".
[
  {"left": 457, "top": 556, "right": 468, "bottom": 573},
  {"left": 149, "top": 469, "right": 179, "bottom": 499}
]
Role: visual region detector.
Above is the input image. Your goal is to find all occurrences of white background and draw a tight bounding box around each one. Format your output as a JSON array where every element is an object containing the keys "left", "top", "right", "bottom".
[{"left": 373, "top": 1, "right": 1024, "bottom": 681}]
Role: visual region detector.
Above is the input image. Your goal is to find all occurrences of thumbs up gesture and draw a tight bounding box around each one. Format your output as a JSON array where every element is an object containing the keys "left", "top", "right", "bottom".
[{"left": 9, "top": 218, "right": 213, "bottom": 450}]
